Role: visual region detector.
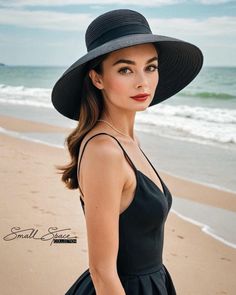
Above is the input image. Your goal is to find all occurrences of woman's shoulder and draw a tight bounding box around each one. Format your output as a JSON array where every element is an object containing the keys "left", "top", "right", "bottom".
[
  {"left": 79, "top": 127, "right": 124, "bottom": 163},
  {"left": 80, "top": 128, "right": 115, "bottom": 150},
  {"left": 78, "top": 131, "right": 126, "bottom": 190}
]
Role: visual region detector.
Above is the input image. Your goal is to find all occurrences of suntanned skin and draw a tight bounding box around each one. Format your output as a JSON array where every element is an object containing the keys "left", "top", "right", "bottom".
[{"left": 77, "top": 43, "right": 161, "bottom": 295}]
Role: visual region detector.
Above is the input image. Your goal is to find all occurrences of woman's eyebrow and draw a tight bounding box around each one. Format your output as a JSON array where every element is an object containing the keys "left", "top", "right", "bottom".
[{"left": 112, "top": 56, "right": 158, "bottom": 66}]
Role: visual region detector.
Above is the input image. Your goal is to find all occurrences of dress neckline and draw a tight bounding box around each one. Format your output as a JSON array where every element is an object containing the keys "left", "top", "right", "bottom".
[{"left": 137, "top": 170, "right": 166, "bottom": 197}]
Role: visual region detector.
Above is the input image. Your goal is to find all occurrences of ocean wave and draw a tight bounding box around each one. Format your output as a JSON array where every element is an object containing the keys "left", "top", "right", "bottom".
[
  {"left": 148, "top": 104, "right": 236, "bottom": 124},
  {"left": 171, "top": 209, "right": 236, "bottom": 250},
  {"left": 136, "top": 105, "right": 236, "bottom": 144},
  {"left": 179, "top": 90, "right": 235, "bottom": 100},
  {"left": 0, "top": 84, "right": 52, "bottom": 108}
]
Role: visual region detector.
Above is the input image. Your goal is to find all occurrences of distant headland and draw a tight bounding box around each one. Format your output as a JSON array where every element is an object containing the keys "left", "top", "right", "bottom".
[{"left": 0, "top": 63, "right": 6, "bottom": 66}]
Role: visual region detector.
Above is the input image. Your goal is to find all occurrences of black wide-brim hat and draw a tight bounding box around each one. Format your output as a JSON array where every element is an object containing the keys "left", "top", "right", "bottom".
[{"left": 51, "top": 9, "right": 204, "bottom": 121}]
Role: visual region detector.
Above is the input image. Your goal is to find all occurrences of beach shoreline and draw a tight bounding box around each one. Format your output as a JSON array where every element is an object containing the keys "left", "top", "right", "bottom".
[{"left": 0, "top": 115, "right": 236, "bottom": 294}]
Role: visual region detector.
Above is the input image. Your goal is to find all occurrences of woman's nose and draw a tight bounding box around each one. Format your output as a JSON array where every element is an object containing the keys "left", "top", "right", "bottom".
[{"left": 135, "top": 72, "right": 148, "bottom": 88}]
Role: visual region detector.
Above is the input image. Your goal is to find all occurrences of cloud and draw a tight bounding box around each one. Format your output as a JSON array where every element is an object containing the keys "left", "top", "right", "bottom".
[
  {"left": 150, "top": 16, "right": 236, "bottom": 37},
  {"left": 0, "top": 0, "right": 233, "bottom": 7},
  {"left": 0, "top": 0, "right": 184, "bottom": 7},
  {"left": 1, "top": 7, "right": 235, "bottom": 39},
  {"left": 0, "top": 8, "right": 92, "bottom": 31},
  {"left": 197, "top": 0, "right": 233, "bottom": 4}
]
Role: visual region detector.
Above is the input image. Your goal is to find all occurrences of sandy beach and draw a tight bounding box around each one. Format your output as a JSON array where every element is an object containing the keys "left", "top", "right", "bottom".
[{"left": 0, "top": 115, "right": 236, "bottom": 295}]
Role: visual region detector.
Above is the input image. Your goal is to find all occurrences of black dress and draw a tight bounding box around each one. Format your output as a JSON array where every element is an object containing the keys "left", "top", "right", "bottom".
[{"left": 65, "top": 132, "right": 177, "bottom": 295}]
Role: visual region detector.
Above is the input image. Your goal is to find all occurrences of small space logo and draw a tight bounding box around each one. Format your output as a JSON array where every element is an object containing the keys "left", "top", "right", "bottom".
[{"left": 3, "top": 226, "right": 78, "bottom": 246}]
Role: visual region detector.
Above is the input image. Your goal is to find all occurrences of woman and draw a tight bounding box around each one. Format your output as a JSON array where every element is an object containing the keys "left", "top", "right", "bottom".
[{"left": 51, "top": 9, "right": 203, "bottom": 295}]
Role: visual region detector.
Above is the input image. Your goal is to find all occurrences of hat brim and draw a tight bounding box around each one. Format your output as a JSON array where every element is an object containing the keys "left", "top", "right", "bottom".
[{"left": 51, "top": 33, "right": 204, "bottom": 120}]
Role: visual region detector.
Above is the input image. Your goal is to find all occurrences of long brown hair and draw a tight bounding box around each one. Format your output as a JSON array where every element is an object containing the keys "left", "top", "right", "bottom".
[{"left": 55, "top": 53, "right": 109, "bottom": 189}]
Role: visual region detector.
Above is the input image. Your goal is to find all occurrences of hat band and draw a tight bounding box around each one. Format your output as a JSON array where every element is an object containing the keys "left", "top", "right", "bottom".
[{"left": 87, "top": 23, "right": 152, "bottom": 51}]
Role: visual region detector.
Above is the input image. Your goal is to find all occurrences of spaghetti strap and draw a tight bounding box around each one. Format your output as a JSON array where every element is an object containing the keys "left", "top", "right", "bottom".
[{"left": 77, "top": 132, "right": 137, "bottom": 198}]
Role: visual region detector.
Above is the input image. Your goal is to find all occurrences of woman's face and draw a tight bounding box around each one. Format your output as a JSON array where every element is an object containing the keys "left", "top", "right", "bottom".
[{"left": 89, "top": 43, "right": 159, "bottom": 112}]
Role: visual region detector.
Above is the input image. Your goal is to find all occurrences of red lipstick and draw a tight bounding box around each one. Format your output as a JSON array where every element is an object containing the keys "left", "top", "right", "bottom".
[{"left": 130, "top": 93, "right": 150, "bottom": 101}]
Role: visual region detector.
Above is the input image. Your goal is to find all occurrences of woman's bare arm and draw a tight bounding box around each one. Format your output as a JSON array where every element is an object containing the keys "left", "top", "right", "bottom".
[{"left": 79, "top": 135, "right": 126, "bottom": 295}]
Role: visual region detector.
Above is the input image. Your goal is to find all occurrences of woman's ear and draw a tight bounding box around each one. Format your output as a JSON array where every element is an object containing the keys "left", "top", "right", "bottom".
[{"left": 89, "top": 69, "right": 104, "bottom": 90}]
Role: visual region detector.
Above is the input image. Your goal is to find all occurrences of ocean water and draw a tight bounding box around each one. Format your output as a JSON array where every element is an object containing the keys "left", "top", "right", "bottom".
[
  {"left": 0, "top": 65, "right": 236, "bottom": 149},
  {"left": 0, "top": 65, "right": 236, "bottom": 249}
]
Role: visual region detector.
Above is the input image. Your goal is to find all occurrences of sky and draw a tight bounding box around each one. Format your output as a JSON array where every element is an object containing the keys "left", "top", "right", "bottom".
[{"left": 0, "top": 0, "right": 235, "bottom": 67}]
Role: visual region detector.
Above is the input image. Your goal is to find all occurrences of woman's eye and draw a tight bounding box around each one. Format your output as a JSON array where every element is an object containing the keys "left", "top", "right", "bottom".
[
  {"left": 118, "top": 67, "right": 131, "bottom": 74},
  {"left": 147, "top": 65, "right": 158, "bottom": 72},
  {"left": 118, "top": 65, "right": 158, "bottom": 75}
]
